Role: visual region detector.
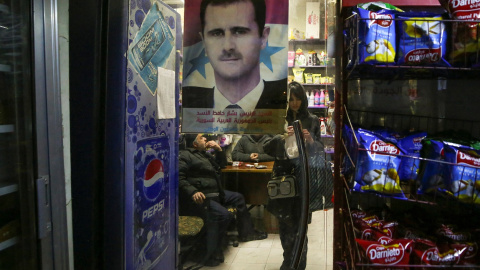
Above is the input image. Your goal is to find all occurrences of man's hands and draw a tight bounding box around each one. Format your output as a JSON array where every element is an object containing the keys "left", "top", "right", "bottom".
[
  {"left": 250, "top": 153, "right": 259, "bottom": 161},
  {"left": 205, "top": 140, "right": 222, "bottom": 151},
  {"left": 192, "top": 192, "right": 206, "bottom": 204}
]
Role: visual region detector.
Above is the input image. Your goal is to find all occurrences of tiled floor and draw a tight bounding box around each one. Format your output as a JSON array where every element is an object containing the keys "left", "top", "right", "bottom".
[{"left": 185, "top": 209, "right": 334, "bottom": 270}]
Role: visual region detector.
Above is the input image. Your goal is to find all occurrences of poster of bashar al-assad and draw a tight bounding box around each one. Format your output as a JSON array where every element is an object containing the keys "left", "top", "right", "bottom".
[{"left": 181, "top": 0, "right": 288, "bottom": 134}]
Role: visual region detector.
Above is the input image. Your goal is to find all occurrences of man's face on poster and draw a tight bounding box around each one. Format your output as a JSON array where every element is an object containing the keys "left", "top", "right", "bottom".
[{"left": 201, "top": 1, "right": 269, "bottom": 83}]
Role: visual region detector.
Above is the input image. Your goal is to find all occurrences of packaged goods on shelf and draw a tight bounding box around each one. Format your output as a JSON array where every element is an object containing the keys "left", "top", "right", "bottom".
[
  {"left": 292, "top": 67, "right": 305, "bottom": 83},
  {"left": 439, "top": 0, "right": 480, "bottom": 67},
  {"left": 356, "top": 7, "right": 397, "bottom": 65},
  {"left": 396, "top": 13, "right": 449, "bottom": 66},
  {"left": 288, "top": 28, "right": 305, "bottom": 40},
  {"left": 343, "top": 122, "right": 480, "bottom": 205},
  {"left": 350, "top": 208, "right": 480, "bottom": 267}
]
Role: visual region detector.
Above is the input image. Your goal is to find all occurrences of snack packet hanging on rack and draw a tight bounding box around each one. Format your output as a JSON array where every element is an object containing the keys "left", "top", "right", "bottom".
[
  {"left": 443, "top": 144, "right": 480, "bottom": 204},
  {"left": 411, "top": 239, "right": 469, "bottom": 266},
  {"left": 353, "top": 129, "right": 406, "bottom": 198},
  {"left": 417, "top": 139, "right": 448, "bottom": 195},
  {"left": 397, "top": 131, "right": 428, "bottom": 182},
  {"left": 439, "top": 0, "right": 480, "bottom": 67},
  {"left": 356, "top": 238, "right": 414, "bottom": 266},
  {"left": 357, "top": 7, "right": 397, "bottom": 65},
  {"left": 357, "top": 2, "right": 403, "bottom": 12},
  {"left": 396, "top": 13, "right": 450, "bottom": 66}
]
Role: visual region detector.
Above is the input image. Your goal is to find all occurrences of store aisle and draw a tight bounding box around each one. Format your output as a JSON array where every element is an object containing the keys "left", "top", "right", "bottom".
[{"left": 186, "top": 209, "right": 334, "bottom": 270}]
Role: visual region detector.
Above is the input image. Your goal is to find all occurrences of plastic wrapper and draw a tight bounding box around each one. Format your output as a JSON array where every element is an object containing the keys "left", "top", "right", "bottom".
[
  {"left": 356, "top": 7, "right": 397, "bottom": 65},
  {"left": 397, "top": 131, "right": 428, "bottom": 182},
  {"left": 353, "top": 128, "right": 406, "bottom": 198},
  {"left": 439, "top": 0, "right": 480, "bottom": 67},
  {"left": 292, "top": 67, "right": 305, "bottom": 83},
  {"left": 411, "top": 239, "right": 469, "bottom": 266},
  {"left": 444, "top": 144, "right": 480, "bottom": 204},
  {"left": 357, "top": 1, "right": 403, "bottom": 12},
  {"left": 356, "top": 238, "right": 414, "bottom": 267},
  {"left": 396, "top": 13, "right": 449, "bottom": 66}
]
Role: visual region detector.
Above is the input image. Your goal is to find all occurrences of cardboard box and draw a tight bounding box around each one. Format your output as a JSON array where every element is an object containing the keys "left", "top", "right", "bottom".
[{"left": 306, "top": 2, "right": 320, "bottom": 39}]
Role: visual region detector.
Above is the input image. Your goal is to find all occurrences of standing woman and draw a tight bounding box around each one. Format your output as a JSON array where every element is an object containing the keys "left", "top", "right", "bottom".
[{"left": 264, "top": 81, "right": 324, "bottom": 270}]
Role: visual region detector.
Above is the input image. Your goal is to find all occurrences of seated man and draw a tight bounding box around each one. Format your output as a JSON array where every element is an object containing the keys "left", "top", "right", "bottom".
[
  {"left": 179, "top": 134, "right": 267, "bottom": 266},
  {"left": 231, "top": 134, "right": 275, "bottom": 162}
]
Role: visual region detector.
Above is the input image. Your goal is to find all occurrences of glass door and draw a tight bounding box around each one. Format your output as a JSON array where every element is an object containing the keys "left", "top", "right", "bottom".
[{"left": 0, "top": 0, "right": 38, "bottom": 269}]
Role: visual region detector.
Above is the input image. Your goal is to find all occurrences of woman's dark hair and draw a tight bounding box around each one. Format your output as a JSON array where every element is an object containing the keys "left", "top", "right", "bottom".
[
  {"left": 200, "top": 0, "right": 266, "bottom": 37},
  {"left": 286, "top": 81, "right": 309, "bottom": 123}
]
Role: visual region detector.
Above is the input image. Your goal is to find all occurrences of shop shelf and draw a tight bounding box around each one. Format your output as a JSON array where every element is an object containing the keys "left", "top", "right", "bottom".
[
  {"left": 289, "top": 38, "right": 327, "bottom": 43},
  {"left": 302, "top": 83, "right": 334, "bottom": 86},
  {"left": 308, "top": 105, "right": 327, "bottom": 109},
  {"left": 294, "top": 65, "right": 334, "bottom": 68},
  {"left": 344, "top": 15, "right": 480, "bottom": 80}
]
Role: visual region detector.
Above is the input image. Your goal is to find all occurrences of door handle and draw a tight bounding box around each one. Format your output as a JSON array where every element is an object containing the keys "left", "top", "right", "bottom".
[
  {"left": 36, "top": 176, "right": 51, "bottom": 239},
  {"left": 290, "top": 120, "right": 310, "bottom": 269}
]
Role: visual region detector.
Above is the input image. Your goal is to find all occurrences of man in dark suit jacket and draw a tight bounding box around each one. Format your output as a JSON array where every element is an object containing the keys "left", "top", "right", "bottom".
[{"left": 182, "top": 0, "right": 287, "bottom": 111}]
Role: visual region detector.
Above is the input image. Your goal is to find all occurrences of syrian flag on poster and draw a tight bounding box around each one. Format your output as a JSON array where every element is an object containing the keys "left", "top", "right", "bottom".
[{"left": 182, "top": 0, "right": 289, "bottom": 88}]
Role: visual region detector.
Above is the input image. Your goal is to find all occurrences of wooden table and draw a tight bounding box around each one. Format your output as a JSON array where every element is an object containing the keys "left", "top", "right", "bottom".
[{"left": 221, "top": 161, "right": 279, "bottom": 233}]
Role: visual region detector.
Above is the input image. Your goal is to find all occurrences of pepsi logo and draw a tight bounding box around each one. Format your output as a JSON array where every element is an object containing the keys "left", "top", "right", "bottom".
[{"left": 143, "top": 158, "right": 164, "bottom": 201}]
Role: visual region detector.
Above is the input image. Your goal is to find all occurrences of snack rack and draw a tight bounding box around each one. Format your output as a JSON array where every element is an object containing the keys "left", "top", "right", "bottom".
[
  {"left": 344, "top": 14, "right": 480, "bottom": 79},
  {"left": 333, "top": 2, "right": 480, "bottom": 269}
]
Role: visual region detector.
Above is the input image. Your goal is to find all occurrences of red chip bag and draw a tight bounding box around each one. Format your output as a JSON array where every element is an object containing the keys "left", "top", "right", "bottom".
[
  {"left": 412, "top": 239, "right": 469, "bottom": 266},
  {"left": 351, "top": 210, "right": 367, "bottom": 219},
  {"left": 439, "top": 0, "right": 480, "bottom": 26},
  {"left": 436, "top": 224, "right": 472, "bottom": 242},
  {"left": 439, "top": 0, "right": 480, "bottom": 67},
  {"left": 371, "top": 229, "right": 394, "bottom": 245},
  {"left": 356, "top": 238, "right": 414, "bottom": 266}
]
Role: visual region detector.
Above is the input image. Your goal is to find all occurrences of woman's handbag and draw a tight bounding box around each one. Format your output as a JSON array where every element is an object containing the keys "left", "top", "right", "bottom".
[
  {"left": 267, "top": 175, "right": 297, "bottom": 199},
  {"left": 308, "top": 153, "right": 334, "bottom": 212}
]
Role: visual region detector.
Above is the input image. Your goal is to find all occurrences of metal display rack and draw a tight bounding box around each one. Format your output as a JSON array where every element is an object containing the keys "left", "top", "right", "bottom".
[{"left": 333, "top": 2, "right": 480, "bottom": 269}]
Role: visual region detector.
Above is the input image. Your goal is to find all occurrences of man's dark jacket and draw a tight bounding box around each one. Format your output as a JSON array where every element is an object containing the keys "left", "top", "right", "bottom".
[
  {"left": 231, "top": 135, "right": 275, "bottom": 162},
  {"left": 178, "top": 148, "right": 227, "bottom": 201},
  {"left": 182, "top": 79, "right": 287, "bottom": 109}
]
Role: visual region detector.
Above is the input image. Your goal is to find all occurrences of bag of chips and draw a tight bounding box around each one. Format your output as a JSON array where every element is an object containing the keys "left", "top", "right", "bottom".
[
  {"left": 356, "top": 7, "right": 397, "bottom": 65},
  {"left": 396, "top": 12, "right": 450, "bottom": 66},
  {"left": 439, "top": 0, "right": 480, "bottom": 67},
  {"left": 353, "top": 129, "right": 406, "bottom": 198},
  {"left": 397, "top": 131, "right": 428, "bottom": 182},
  {"left": 443, "top": 144, "right": 480, "bottom": 204}
]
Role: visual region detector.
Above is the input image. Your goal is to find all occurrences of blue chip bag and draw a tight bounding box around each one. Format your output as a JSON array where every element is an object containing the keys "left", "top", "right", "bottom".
[
  {"left": 396, "top": 12, "right": 450, "bottom": 66},
  {"left": 397, "top": 132, "right": 427, "bottom": 182},
  {"left": 418, "top": 139, "right": 448, "bottom": 195},
  {"left": 357, "top": 7, "right": 396, "bottom": 65},
  {"left": 371, "top": 127, "right": 403, "bottom": 144},
  {"left": 444, "top": 144, "right": 480, "bottom": 204},
  {"left": 417, "top": 140, "right": 469, "bottom": 196},
  {"left": 353, "top": 129, "right": 406, "bottom": 198},
  {"left": 342, "top": 124, "right": 360, "bottom": 177}
]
